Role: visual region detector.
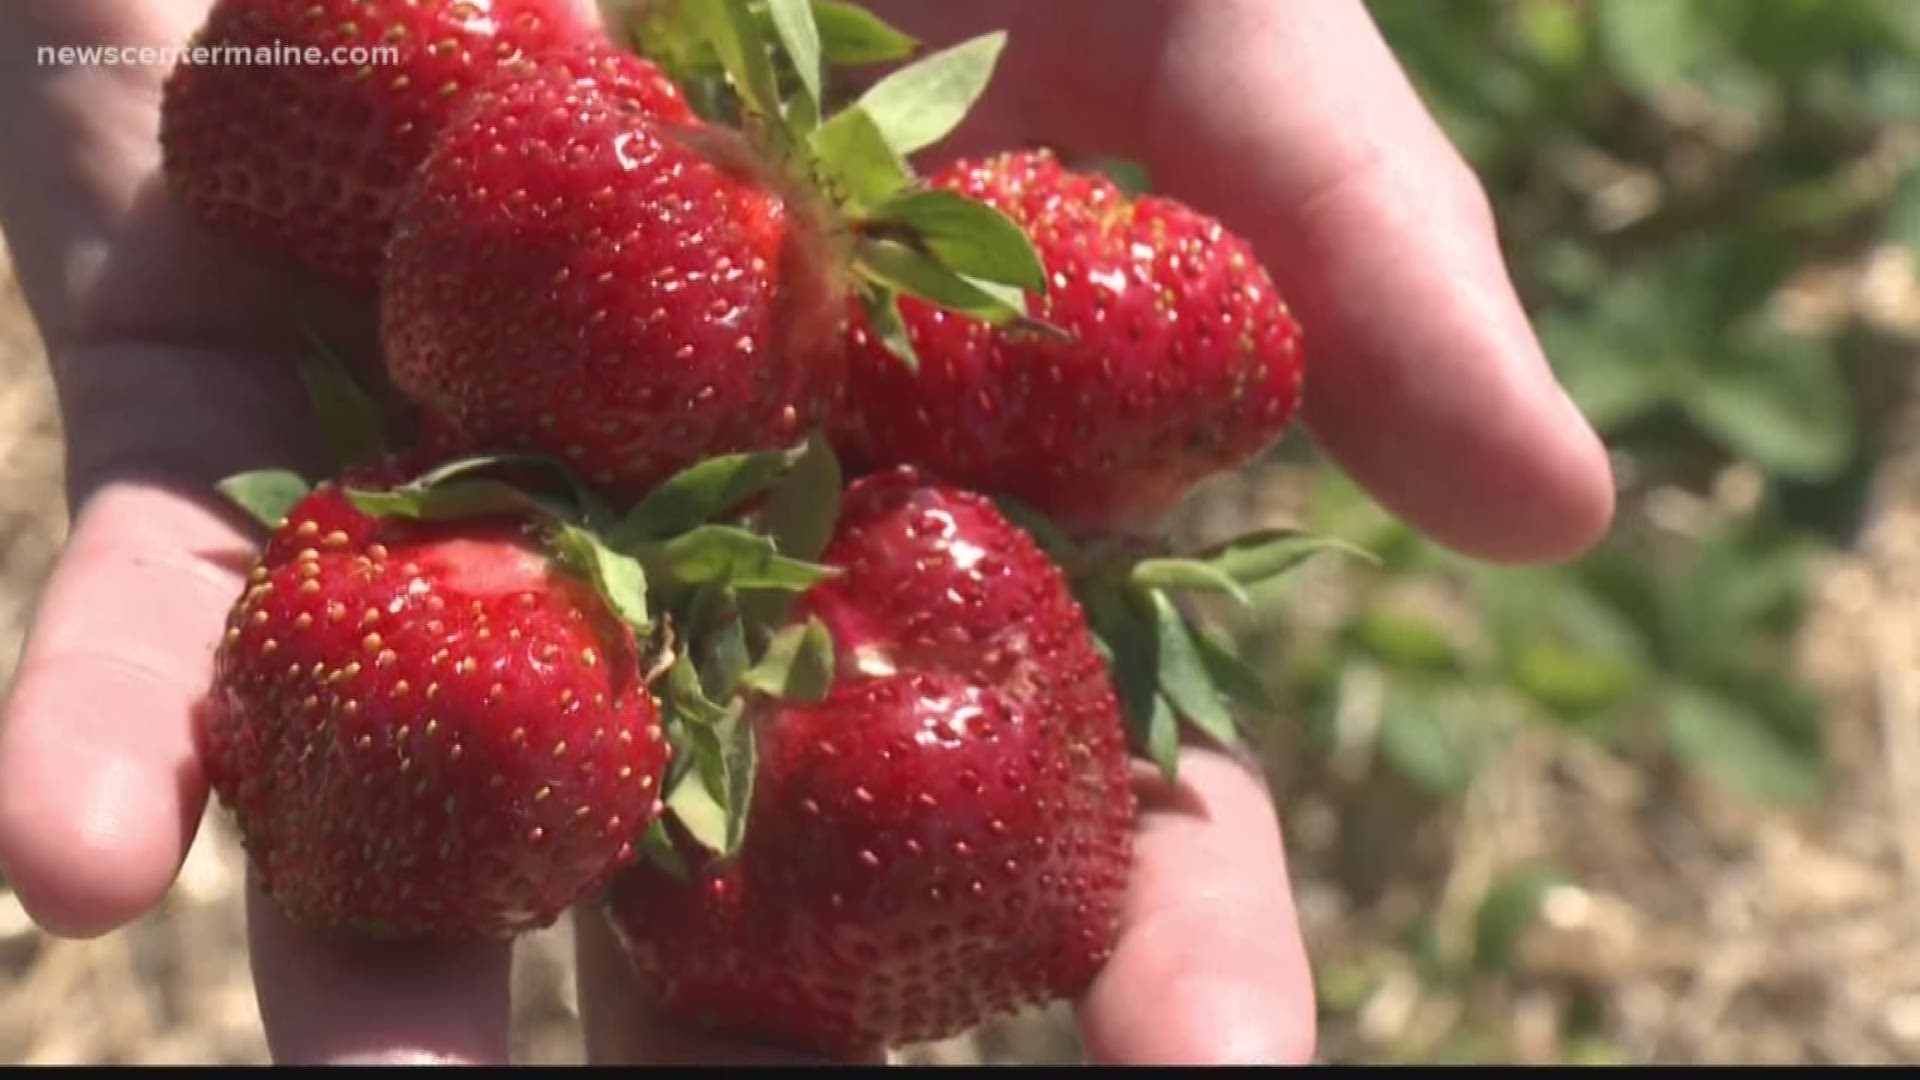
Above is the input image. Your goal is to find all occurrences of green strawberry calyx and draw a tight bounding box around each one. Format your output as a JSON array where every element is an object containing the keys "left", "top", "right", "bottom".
[
  {"left": 215, "top": 355, "right": 851, "bottom": 877},
  {"left": 615, "top": 0, "right": 1066, "bottom": 370},
  {"left": 995, "top": 498, "right": 1378, "bottom": 783}
]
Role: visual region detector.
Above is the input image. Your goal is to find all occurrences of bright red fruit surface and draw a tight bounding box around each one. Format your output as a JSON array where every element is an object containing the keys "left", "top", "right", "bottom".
[
  {"left": 160, "top": 0, "right": 611, "bottom": 290},
  {"left": 840, "top": 150, "right": 1306, "bottom": 536},
  {"left": 199, "top": 469, "right": 671, "bottom": 939},
  {"left": 382, "top": 44, "right": 845, "bottom": 511},
  {"left": 607, "top": 468, "right": 1135, "bottom": 1058}
]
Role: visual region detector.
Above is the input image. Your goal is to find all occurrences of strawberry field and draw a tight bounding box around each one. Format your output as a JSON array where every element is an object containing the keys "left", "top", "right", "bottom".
[{"left": 4, "top": 0, "right": 1920, "bottom": 1065}]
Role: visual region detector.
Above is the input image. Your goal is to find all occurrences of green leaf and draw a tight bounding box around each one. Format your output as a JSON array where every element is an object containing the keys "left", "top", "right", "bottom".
[
  {"left": 1575, "top": 546, "right": 1671, "bottom": 663},
  {"left": 1473, "top": 863, "right": 1565, "bottom": 973},
  {"left": 740, "top": 617, "right": 836, "bottom": 702},
  {"left": 764, "top": 0, "right": 822, "bottom": 106},
  {"left": 661, "top": 653, "right": 725, "bottom": 796},
  {"left": 1149, "top": 590, "right": 1243, "bottom": 753},
  {"left": 1304, "top": 471, "right": 1419, "bottom": 569},
  {"left": 864, "top": 190, "right": 1047, "bottom": 293},
  {"left": 1537, "top": 310, "right": 1673, "bottom": 431},
  {"left": 295, "top": 351, "right": 388, "bottom": 469},
  {"left": 1678, "top": 526, "right": 1818, "bottom": 646},
  {"left": 551, "top": 525, "right": 651, "bottom": 634},
  {"left": 344, "top": 452, "right": 594, "bottom": 525},
  {"left": 615, "top": 444, "right": 807, "bottom": 543},
  {"left": 694, "top": 0, "right": 785, "bottom": 126},
  {"left": 687, "top": 585, "right": 751, "bottom": 702},
  {"left": 667, "top": 766, "right": 731, "bottom": 857},
  {"left": 1145, "top": 693, "right": 1181, "bottom": 784},
  {"left": 859, "top": 287, "right": 920, "bottom": 371},
  {"left": 1472, "top": 564, "right": 1653, "bottom": 679},
  {"left": 1537, "top": 232, "right": 1801, "bottom": 449},
  {"left": 812, "top": 0, "right": 920, "bottom": 64},
  {"left": 856, "top": 238, "right": 1027, "bottom": 324},
  {"left": 961, "top": 275, "right": 1031, "bottom": 315},
  {"left": 1130, "top": 559, "right": 1252, "bottom": 607},
  {"left": 759, "top": 431, "right": 843, "bottom": 564},
  {"left": 1377, "top": 685, "right": 1480, "bottom": 797},
  {"left": 705, "top": 614, "right": 751, "bottom": 701},
  {"left": 637, "top": 817, "right": 689, "bottom": 882},
  {"left": 1595, "top": 0, "right": 1718, "bottom": 98},
  {"left": 1086, "top": 590, "right": 1174, "bottom": 780},
  {"left": 1201, "top": 529, "right": 1377, "bottom": 586},
  {"left": 663, "top": 655, "right": 758, "bottom": 859},
  {"left": 737, "top": 434, "right": 841, "bottom": 640},
  {"left": 345, "top": 480, "right": 527, "bottom": 521},
  {"left": 668, "top": 649, "right": 730, "bottom": 727},
  {"left": 347, "top": 479, "right": 555, "bottom": 523},
  {"left": 1664, "top": 682, "right": 1823, "bottom": 805},
  {"left": 1509, "top": 641, "right": 1642, "bottom": 720},
  {"left": 217, "top": 469, "right": 312, "bottom": 529},
  {"left": 1190, "top": 624, "right": 1279, "bottom": 715},
  {"left": 1349, "top": 608, "right": 1462, "bottom": 675},
  {"left": 783, "top": 86, "right": 819, "bottom": 136},
  {"left": 719, "top": 704, "right": 757, "bottom": 855},
  {"left": 808, "top": 106, "right": 913, "bottom": 211},
  {"left": 1515, "top": 0, "right": 1589, "bottom": 70},
  {"left": 1681, "top": 335, "right": 1855, "bottom": 482},
  {"left": 648, "top": 525, "right": 840, "bottom": 591},
  {"left": 853, "top": 31, "right": 1006, "bottom": 157}
]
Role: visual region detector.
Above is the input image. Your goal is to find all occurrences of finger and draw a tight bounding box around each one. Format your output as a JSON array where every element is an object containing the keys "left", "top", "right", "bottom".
[
  {"left": 1136, "top": 1, "right": 1614, "bottom": 565},
  {"left": 0, "top": 331, "right": 316, "bottom": 939},
  {"left": 0, "top": 2, "right": 376, "bottom": 359},
  {"left": 0, "top": 479, "right": 243, "bottom": 938},
  {"left": 573, "top": 902, "right": 886, "bottom": 1065},
  {"left": 0, "top": 1, "right": 207, "bottom": 340},
  {"left": 246, "top": 875, "right": 515, "bottom": 1065},
  {"left": 1076, "top": 747, "right": 1316, "bottom": 1066}
]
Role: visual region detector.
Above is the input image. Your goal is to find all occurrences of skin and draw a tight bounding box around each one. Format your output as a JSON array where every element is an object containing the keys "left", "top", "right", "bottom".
[{"left": 0, "top": 0, "right": 1614, "bottom": 1065}]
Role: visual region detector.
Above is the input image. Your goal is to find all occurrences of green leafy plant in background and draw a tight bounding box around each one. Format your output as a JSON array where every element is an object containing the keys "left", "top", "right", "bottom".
[
  {"left": 1326, "top": 0, "right": 1920, "bottom": 811},
  {"left": 1267, "top": 469, "right": 1825, "bottom": 808},
  {"left": 1370, "top": 0, "right": 1920, "bottom": 501},
  {"left": 1218, "top": 0, "right": 1920, "bottom": 1059},
  {"left": 1537, "top": 236, "right": 1853, "bottom": 484}
]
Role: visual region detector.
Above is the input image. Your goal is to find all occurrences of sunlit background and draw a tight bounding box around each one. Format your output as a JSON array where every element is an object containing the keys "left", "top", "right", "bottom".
[{"left": 3, "top": 0, "right": 1920, "bottom": 1063}]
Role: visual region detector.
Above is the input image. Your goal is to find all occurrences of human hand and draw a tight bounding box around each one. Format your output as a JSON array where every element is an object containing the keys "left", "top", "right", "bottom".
[{"left": 0, "top": 0, "right": 1613, "bottom": 1065}]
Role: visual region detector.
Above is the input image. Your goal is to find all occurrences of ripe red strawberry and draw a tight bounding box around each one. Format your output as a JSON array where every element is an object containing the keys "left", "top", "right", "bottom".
[
  {"left": 381, "top": 43, "right": 844, "bottom": 509},
  {"left": 838, "top": 149, "right": 1307, "bottom": 537},
  {"left": 157, "top": 0, "right": 660, "bottom": 291},
  {"left": 197, "top": 466, "right": 671, "bottom": 939},
  {"left": 606, "top": 467, "right": 1136, "bottom": 1058}
]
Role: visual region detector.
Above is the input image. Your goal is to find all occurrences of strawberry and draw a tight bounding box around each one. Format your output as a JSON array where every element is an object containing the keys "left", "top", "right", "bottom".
[
  {"left": 380, "top": 42, "right": 842, "bottom": 509},
  {"left": 605, "top": 467, "right": 1136, "bottom": 1059},
  {"left": 381, "top": 4, "right": 1057, "bottom": 511},
  {"left": 837, "top": 149, "right": 1307, "bottom": 537},
  {"left": 197, "top": 463, "right": 673, "bottom": 940},
  {"left": 157, "top": 0, "right": 662, "bottom": 291}
]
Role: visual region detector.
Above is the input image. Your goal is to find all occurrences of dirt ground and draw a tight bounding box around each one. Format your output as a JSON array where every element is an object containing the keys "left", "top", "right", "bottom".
[{"left": 4, "top": 229, "right": 1920, "bottom": 1064}]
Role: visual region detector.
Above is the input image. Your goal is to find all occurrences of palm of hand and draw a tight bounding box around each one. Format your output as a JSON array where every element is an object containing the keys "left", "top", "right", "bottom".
[{"left": 0, "top": 0, "right": 1612, "bottom": 1065}]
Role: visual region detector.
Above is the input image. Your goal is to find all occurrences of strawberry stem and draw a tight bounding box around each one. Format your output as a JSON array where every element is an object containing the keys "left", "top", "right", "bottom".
[{"left": 661, "top": 0, "right": 1053, "bottom": 369}]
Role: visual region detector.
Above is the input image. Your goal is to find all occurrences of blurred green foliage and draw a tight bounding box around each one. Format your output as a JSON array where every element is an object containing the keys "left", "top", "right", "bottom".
[
  {"left": 1222, "top": 7, "right": 1920, "bottom": 1050},
  {"left": 1247, "top": 0, "right": 1920, "bottom": 817}
]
